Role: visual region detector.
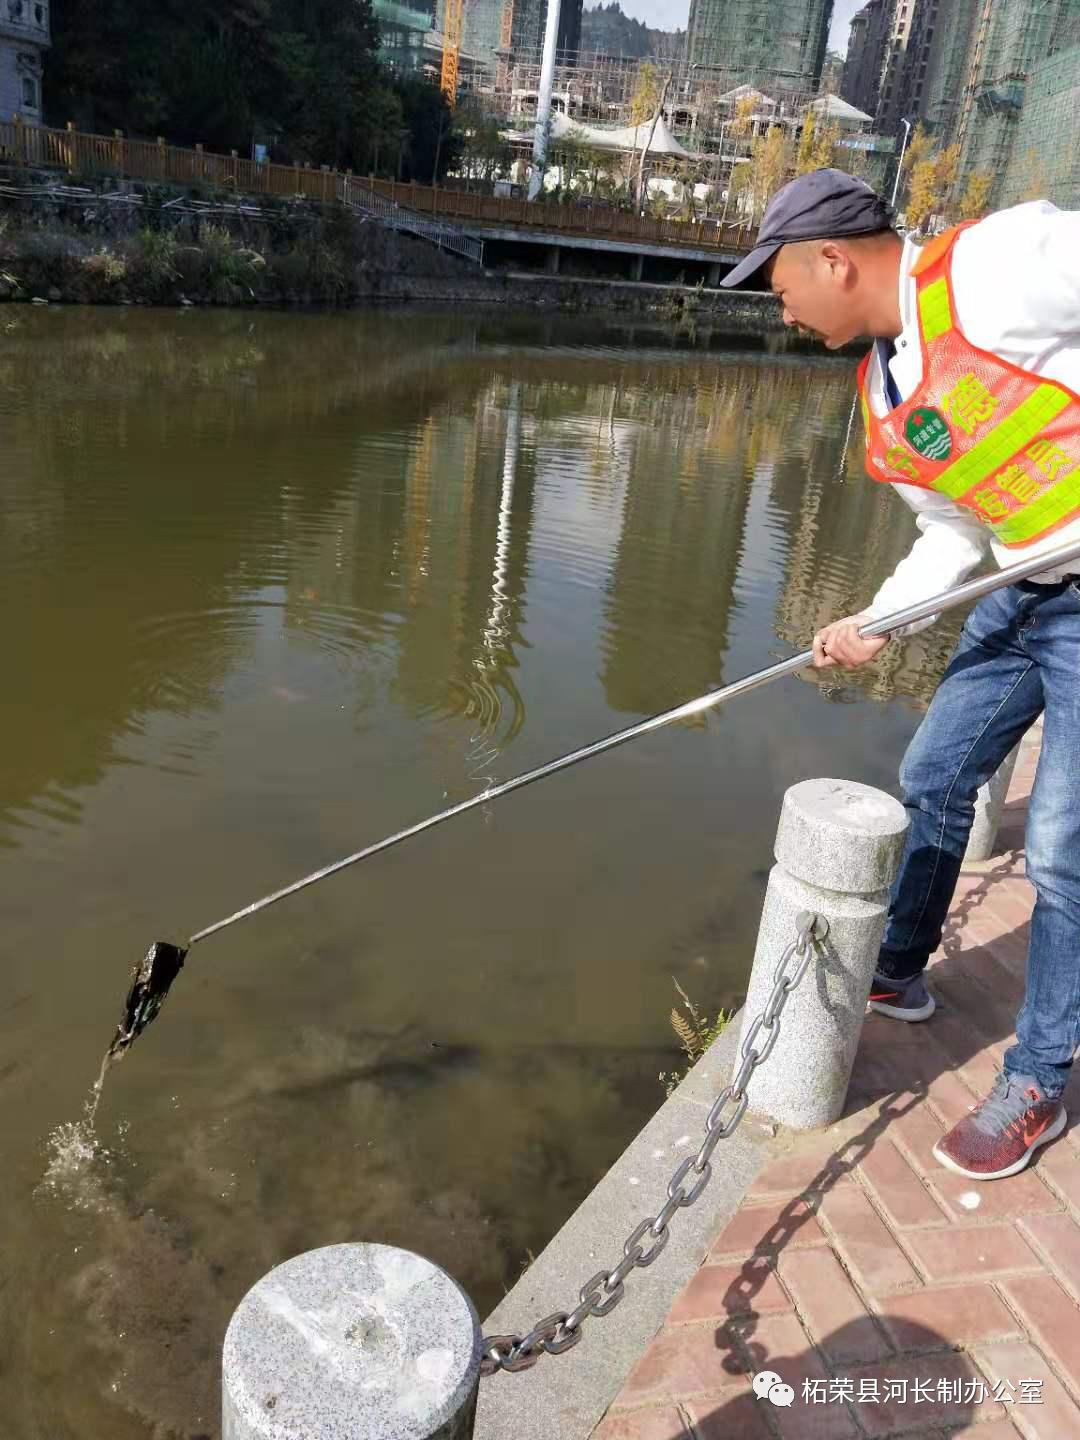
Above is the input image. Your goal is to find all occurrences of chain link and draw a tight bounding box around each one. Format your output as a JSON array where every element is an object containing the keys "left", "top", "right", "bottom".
[{"left": 480, "top": 909, "right": 828, "bottom": 1377}]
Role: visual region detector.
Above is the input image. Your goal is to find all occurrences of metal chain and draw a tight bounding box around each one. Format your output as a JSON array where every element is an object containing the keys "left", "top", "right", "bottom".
[{"left": 480, "top": 909, "right": 829, "bottom": 1377}]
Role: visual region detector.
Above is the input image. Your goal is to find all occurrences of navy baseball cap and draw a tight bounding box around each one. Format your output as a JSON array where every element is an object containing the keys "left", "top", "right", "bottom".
[{"left": 720, "top": 168, "right": 894, "bottom": 289}]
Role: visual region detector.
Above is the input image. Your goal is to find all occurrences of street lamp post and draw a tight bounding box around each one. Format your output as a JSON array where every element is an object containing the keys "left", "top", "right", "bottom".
[
  {"left": 528, "top": 0, "right": 563, "bottom": 199},
  {"left": 891, "top": 116, "right": 913, "bottom": 210}
]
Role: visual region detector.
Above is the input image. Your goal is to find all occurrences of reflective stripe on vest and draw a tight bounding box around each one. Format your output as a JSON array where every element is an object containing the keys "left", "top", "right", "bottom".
[{"left": 859, "top": 223, "right": 1080, "bottom": 548}]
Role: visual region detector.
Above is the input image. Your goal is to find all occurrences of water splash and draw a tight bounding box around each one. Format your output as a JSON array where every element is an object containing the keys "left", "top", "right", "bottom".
[
  {"left": 40, "top": 1115, "right": 113, "bottom": 1214},
  {"left": 39, "top": 1058, "right": 121, "bottom": 1214}
]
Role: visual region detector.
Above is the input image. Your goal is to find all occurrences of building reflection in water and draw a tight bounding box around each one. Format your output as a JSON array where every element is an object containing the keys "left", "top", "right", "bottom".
[
  {"left": 1, "top": 315, "right": 963, "bottom": 851},
  {"left": 768, "top": 372, "right": 961, "bottom": 709}
]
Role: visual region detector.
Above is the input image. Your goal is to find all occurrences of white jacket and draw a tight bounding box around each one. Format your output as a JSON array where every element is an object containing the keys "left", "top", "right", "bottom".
[{"left": 860, "top": 201, "right": 1080, "bottom": 630}]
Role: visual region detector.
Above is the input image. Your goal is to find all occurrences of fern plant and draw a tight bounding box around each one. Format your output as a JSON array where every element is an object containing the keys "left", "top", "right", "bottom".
[{"left": 659, "top": 978, "right": 731, "bottom": 1096}]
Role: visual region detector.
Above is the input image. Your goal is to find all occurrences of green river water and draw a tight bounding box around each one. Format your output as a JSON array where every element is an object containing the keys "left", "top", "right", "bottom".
[{"left": 0, "top": 306, "right": 961, "bottom": 1438}]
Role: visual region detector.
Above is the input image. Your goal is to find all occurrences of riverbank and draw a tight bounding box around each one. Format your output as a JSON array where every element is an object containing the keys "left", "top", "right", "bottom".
[
  {"left": 0, "top": 187, "right": 463, "bottom": 308},
  {"left": 0, "top": 178, "right": 783, "bottom": 326}
]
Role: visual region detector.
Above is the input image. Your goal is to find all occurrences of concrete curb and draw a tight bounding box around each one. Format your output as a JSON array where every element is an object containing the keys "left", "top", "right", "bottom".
[{"left": 474, "top": 1004, "right": 778, "bottom": 1440}]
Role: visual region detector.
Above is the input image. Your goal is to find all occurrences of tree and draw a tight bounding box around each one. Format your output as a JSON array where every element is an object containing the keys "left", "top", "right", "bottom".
[
  {"left": 629, "top": 62, "right": 663, "bottom": 125},
  {"left": 46, "top": 0, "right": 279, "bottom": 145},
  {"left": 554, "top": 129, "right": 606, "bottom": 197},
  {"left": 743, "top": 126, "right": 790, "bottom": 224},
  {"left": 905, "top": 157, "right": 940, "bottom": 231},
  {"left": 902, "top": 121, "right": 933, "bottom": 177},
  {"left": 729, "top": 160, "right": 751, "bottom": 203},
  {"left": 392, "top": 75, "right": 463, "bottom": 184},
  {"left": 360, "top": 85, "right": 406, "bottom": 179},
  {"left": 269, "top": 0, "right": 382, "bottom": 168},
  {"left": 672, "top": 159, "right": 704, "bottom": 220},
  {"left": 461, "top": 111, "right": 512, "bottom": 189},
  {"left": 646, "top": 185, "right": 668, "bottom": 220},
  {"left": 893, "top": 120, "right": 934, "bottom": 211},
  {"left": 634, "top": 70, "right": 672, "bottom": 207},
  {"left": 904, "top": 140, "right": 959, "bottom": 232},
  {"left": 810, "top": 116, "right": 841, "bottom": 170},
  {"left": 936, "top": 142, "right": 960, "bottom": 196},
  {"left": 730, "top": 94, "right": 757, "bottom": 140},
  {"left": 45, "top": 0, "right": 394, "bottom": 172},
  {"left": 795, "top": 111, "right": 818, "bottom": 175},
  {"left": 795, "top": 111, "right": 841, "bottom": 175},
  {"left": 954, "top": 170, "right": 993, "bottom": 220}
]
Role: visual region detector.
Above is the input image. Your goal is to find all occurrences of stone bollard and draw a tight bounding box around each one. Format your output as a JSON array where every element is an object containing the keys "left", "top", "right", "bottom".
[
  {"left": 223, "top": 1243, "right": 482, "bottom": 1440},
  {"left": 735, "top": 779, "right": 909, "bottom": 1130},
  {"left": 964, "top": 744, "right": 1021, "bottom": 863}
]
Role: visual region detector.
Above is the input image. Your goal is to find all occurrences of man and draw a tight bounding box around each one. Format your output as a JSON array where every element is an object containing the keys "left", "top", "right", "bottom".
[{"left": 722, "top": 169, "right": 1080, "bottom": 1181}]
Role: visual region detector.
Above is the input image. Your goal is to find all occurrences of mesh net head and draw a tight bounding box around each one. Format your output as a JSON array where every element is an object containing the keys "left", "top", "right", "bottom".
[{"left": 107, "top": 942, "right": 188, "bottom": 1061}]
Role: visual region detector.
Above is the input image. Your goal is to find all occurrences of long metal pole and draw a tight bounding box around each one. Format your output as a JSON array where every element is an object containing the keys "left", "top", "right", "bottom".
[
  {"left": 528, "top": 0, "right": 563, "bottom": 200},
  {"left": 890, "top": 117, "right": 912, "bottom": 209},
  {"left": 188, "top": 537, "right": 1080, "bottom": 946}
]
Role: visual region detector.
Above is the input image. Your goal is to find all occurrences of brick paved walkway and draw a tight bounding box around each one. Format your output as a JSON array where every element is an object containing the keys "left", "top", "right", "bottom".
[{"left": 595, "top": 724, "right": 1080, "bottom": 1440}]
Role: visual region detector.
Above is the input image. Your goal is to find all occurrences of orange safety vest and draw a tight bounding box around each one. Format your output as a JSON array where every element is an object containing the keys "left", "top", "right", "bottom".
[{"left": 858, "top": 221, "right": 1080, "bottom": 548}]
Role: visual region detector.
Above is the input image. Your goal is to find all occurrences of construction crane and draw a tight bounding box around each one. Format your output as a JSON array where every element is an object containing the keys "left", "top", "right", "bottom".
[
  {"left": 440, "top": 0, "right": 463, "bottom": 103},
  {"left": 494, "top": 0, "right": 514, "bottom": 92}
]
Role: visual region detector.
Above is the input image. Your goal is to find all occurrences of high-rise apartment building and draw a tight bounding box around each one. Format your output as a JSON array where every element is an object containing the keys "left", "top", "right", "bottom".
[
  {"left": 842, "top": 0, "right": 976, "bottom": 142},
  {"left": 684, "top": 0, "right": 833, "bottom": 91},
  {"left": 890, "top": 0, "right": 941, "bottom": 129},
  {"left": 873, "top": 0, "right": 920, "bottom": 134},
  {"left": 841, "top": 0, "right": 890, "bottom": 115}
]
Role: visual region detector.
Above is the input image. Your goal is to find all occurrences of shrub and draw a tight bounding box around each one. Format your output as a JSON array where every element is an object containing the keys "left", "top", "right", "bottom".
[
  {"left": 83, "top": 249, "right": 128, "bottom": 284},
  {"left": 132, "top": 227, "right": 180, "bottom": 299},
  {"left": 198, "top": 222, "right": 264, "bottom": 301}
]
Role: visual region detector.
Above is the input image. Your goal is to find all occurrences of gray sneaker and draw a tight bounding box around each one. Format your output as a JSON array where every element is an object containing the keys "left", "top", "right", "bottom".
[{"left": 867, "top": 970, "right": 936, "bottom": 1022}]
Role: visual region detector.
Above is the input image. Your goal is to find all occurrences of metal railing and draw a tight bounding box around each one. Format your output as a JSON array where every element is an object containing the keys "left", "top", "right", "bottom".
[{"left": 341, "top": 175, "right": 485, "bottom": 266}]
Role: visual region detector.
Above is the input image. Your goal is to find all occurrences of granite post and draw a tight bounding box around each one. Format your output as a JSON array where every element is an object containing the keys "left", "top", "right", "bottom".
[
  {"left": 223, "top": 1243, "right": 481, "bottom": 1440},
  {"left": 964, "top": 744, "right": 1021, "bottom": 862},
  {"left": 734, "top": 779, "right": 909, "bottom": 1130}
]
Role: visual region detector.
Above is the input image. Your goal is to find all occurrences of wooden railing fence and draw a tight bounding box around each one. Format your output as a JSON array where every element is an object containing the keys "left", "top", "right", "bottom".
[{"left": 1, "top": 116, "right": 757, "bottom": 255}]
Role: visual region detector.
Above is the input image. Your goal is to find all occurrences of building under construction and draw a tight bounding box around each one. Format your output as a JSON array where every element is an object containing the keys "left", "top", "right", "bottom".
[
  {"left": 459, "top": 48, "right": 836, "bottom": 131},
  {"left": 683, "top": 0, "right": 832, "bottom": 92},
  {"left": 952, "top": 0, "right": 1080, "bottom": 198},
  {"left": 435, "top": 0, "right": 583, "bottom": 88},
  {"left": 373, "top": 0, "right": 467, "bottom": 81},
  {"left": 998, "top": 41, "right": 1080, "bottom": 208}
]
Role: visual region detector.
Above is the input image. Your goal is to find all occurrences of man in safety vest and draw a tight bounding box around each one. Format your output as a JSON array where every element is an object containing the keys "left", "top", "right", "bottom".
[{"left": 722, "top": 169, "right": 1080, "bottom": 1181}]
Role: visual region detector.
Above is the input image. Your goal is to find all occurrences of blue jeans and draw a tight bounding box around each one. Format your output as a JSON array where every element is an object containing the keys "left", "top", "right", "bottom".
[{"left": 878, "top": 579, "right": 1080, "bottom": 1099}]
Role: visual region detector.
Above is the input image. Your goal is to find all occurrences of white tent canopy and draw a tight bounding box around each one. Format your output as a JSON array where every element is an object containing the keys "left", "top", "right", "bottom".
[
  {"left": 718, "top": 83, "right": 777, "bottom": 109},
  {"left": 807, "top": 93, "right": 874, "bottom": 126},
  {"left": 505, "top": 109, "right": 693, "bottom": 158}
]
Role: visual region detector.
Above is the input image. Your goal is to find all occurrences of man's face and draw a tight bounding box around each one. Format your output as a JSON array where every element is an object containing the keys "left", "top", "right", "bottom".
[{"left": 767, "top": 242, "right": 863, "bottom": 350}]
